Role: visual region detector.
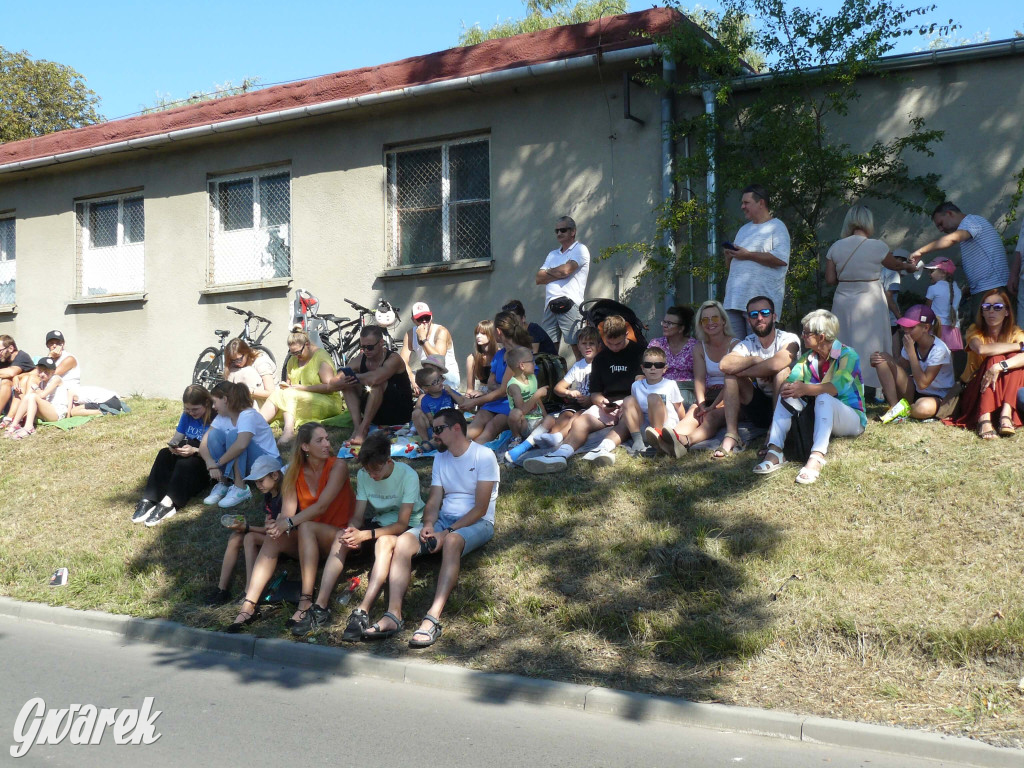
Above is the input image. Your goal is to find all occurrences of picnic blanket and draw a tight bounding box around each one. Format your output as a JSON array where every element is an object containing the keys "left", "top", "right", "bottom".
[{"left": 37, "top": 415, "right": 100, "bottom": 431}]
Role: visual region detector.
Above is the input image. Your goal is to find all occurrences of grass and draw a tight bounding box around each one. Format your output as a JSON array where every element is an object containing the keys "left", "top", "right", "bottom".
[{"left": 1, "top": 397, "right": 1022, "bottom": 747}]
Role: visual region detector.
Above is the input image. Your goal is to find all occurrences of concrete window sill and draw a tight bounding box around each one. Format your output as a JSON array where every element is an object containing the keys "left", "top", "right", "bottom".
[
  {"left": 200, "top": 278, "right": 292, "bottom": 296},
  {"left": 66, "top": 293, "right": 147, "bottom": 307},
  {"left": 377, "top": 258, "right": 494, "bottom": 280}
]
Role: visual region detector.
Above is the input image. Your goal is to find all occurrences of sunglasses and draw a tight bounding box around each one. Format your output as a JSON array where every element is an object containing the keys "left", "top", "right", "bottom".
[
  {"left": 554, "top": 227, "right": 572, "bottom": 234},
  {"left": 981, "top": 303, "right": 1006, "bottom": 311},
  {"left": 747, "top": 309, "right": 773, "bottom": 318},
  {"left": 360, "top": 340, "right": 380, "bottom": 351},
  {"left": 660, "top": 319, "right": 681, "bottom": 326},
  {"left": 699, "top": 317, "right": 722, "bottom": 327},
  {"left": 800, "top": 329, "right": 818, "bottom": 338},
  {"left": 230, "top": 356, "right": 246, "bottom": 365},
  {"left": 641, "top": 361, "right": 667, "bottom": 369},
  {"left": 432, "top": 422, "right": 453, "bottom": 434},
  {"left": 415, "top": 316, "right": 432, "bottom": 324}
]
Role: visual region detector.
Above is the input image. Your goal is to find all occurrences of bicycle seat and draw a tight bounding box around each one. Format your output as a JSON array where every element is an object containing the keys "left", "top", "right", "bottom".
[
  {"left": 215, "top": 330, "right": 231, "bottom": 338},
  {"left": 322, "top": 314, "right": 351, "bottom": 324}
]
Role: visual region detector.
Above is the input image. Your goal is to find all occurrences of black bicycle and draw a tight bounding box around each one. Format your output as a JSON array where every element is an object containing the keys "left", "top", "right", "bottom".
[
  {"left": 192, "top": 305, "right": 275, "bottom": 390},
  {"left": 335, "top": 298, "right": 403, "bottom": 364}
]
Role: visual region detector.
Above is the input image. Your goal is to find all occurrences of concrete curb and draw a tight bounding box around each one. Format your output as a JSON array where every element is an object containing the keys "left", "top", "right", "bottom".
[{"left": 1, "top": 596, "right": 1019, "bottom": 768}]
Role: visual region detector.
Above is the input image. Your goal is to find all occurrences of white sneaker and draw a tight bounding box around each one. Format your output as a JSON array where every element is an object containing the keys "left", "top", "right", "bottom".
[
  {"left": 523, "top": 454, "right": 567, "bottom": 474},
  {"left": 203, "top": 483, "right": 230, "bottom": 505},
  {"left": 218, "top": 485, "right": 253, "bottom": 508},
  {"left": 583, "top": 448, "right": 616, "bottom": 467}
]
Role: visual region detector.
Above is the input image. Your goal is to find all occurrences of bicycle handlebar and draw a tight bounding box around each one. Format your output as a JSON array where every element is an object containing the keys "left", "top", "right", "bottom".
[
  {"left": 226, "top": 305, "right": 272, "bottom": 325},
  {"left": 344, "top": 298, "right": 374, "bottom": 315}
]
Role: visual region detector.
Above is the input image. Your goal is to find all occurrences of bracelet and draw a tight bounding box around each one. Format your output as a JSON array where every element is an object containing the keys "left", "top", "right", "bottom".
[
  {"left": 244, "top": 523, "right": 250, "bottom": 534},
  {"left": 370, "top": 529, "right": 376, "bottom": 541}
]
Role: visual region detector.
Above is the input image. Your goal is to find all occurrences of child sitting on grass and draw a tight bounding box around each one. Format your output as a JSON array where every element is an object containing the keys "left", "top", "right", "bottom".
[
  {"left": 504, "top": 345, "right": 547, "bottom": 445},
  {"left": 627, "top": 345, "right": 686, "bottom": 456},
  {"left": 504, "top": 325, "right": 601, "bottom": 464},
  {"left": 411, "top": 366, "right": 467, "bottom": 452},
  {"left": 206, "top": 455, "right": 285, "bottom": 606}
]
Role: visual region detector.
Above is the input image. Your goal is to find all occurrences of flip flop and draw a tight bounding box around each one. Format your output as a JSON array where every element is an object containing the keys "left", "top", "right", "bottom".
[
  {"left": 362, "top": 611, "right": 404, "bottom": 640},
  {"left": 408, "top": 614, "right": 443, "bottom": 648}
]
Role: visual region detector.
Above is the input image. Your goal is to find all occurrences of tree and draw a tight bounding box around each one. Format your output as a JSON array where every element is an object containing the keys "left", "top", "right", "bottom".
[
  {"left": 459, "top": 0, "right": 629, "bottom": 46},
  {"left": 0, "top": 47, "right": 102, "bottom": 143},
  {"left": 140, "top": 77, "right": 263, "bottom": 115},
  {"left": 613, "top": 0, "right": 957, "bottom": 319}
]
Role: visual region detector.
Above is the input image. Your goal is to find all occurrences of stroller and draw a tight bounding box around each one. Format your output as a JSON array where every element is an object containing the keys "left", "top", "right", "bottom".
[{"left": 578, "top": 298, "right": 649, "bottom": 347}]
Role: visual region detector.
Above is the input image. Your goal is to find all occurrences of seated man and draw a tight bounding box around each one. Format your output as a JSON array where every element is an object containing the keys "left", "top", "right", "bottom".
[
  {"left": 717, "top": 295, "right": 801, "bottom": 457},
  {"left": 0, "top": 335, "right": 36, "bottom": 417},
  {"left": 332, "top": 325, "right": 413, "bottom": 445},
  {"left": 400, "top": 302, "right": 459, "bottom": 392},
  {"left": 523, "top": 316, "right": 643, "bottom": 472},
  {"left": 362, "top": 408, "right": 498, "bottom": 648}
]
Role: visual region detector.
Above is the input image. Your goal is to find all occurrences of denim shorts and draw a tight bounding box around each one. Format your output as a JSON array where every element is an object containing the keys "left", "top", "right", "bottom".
[{"left": 407, "top": 518, "right": 494, "bottom": 558}]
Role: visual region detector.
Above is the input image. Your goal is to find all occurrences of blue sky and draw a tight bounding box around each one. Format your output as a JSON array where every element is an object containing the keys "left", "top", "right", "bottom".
[{"left": 2, "top": 1, "right": 1018, "bottom": 121}]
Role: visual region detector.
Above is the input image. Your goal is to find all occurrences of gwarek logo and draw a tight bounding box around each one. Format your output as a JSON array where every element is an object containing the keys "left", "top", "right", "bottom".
[{"left": 10, "top": 697, "right": 162, "bottom": 758}]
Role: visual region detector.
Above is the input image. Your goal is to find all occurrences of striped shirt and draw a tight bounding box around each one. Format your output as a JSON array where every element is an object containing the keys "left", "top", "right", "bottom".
[{"left": 958, "top": 214, "right": 1009, "bottom": 294}]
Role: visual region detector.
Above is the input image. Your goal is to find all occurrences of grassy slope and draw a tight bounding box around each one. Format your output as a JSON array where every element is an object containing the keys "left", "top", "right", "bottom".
[{"left": 0, "top": 397, "right": 1021, "bottom": 746}]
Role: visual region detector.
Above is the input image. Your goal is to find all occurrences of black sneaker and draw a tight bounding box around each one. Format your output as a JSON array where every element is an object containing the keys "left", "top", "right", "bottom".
[
  {"left": 144, "top": 502, "right": 177, "bottom": 527},
  {"left": 132, "top": 500, "right": 156, "bottom": 523},
  {"left": 204, "top": 588, "right": 233, "bottom": 607},
  {"left": 341, "top": 608, "right": 369, "bottom": 641},
  {"left": 290, "top": 603, "right": 331, "bottom": 637}
]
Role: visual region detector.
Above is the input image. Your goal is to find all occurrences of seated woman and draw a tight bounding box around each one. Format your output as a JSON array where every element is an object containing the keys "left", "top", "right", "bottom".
[
  {"left": 200, "top": 381, "right": 280, "bottom": 510},
  {"left": 132, "top": 385, "right": 214, "bottom": 526},
  {"left": 226, "top": 421, "right": 354, "bottom": 633},
  {"left": 464, "top": 319, "right": 497, "bottom": 396},
  {"left": 945, "top": 288, "right": 1024, "bottom": 438},
  {"left": 293, "top": 431, "right": 425, "bottom": 638},
  {"left": 260, "top": 330, "right": 343, "bottom": 445},
  {"left": 659, "top": 301, "right": 737, "bottom": 457},
  {"left": 753, "top": 309, "right": 866, "bottom": 484},
  {"left": 870, "top": 304, "right": 954, "bottom": 422},
  {"left": 224, "top": 338, "right": 277, "bottom": 403},
  {"left": 648, "top": 305, "right": 699, "bottom": 409},
  {"left": 3, "top": 357, "right": 68, "bottom": 439}
]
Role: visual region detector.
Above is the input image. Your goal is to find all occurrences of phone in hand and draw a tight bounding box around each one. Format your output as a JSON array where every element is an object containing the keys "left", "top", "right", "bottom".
[
  {"left": 168, "top": 437, "right": 184, "bottom": 448},
  {"left": 721, "top": 241, "right": 737, "bottom": 250},
  {"left": 340, "top": 367, "right": 356, "bottom": 379}
]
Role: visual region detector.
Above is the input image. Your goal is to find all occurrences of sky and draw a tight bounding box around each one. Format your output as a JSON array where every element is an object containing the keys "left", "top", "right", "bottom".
[{"left": 2, "top": 0, "right": 1019, "bottom": 122}]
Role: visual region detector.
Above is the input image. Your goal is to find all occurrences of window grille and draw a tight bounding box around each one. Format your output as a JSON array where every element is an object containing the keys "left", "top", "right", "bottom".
[
  {"left": 386, "top": 137, "right": 490, "bottom": 267},
  {"left": 0, "top": 217, "right": 14, "bottom": 304},
  {"left": 208, "top": 169, "right": 291, "bottom": 285},
  {"left": 74, "top": 194, "right": 145, "bottom": 297}
]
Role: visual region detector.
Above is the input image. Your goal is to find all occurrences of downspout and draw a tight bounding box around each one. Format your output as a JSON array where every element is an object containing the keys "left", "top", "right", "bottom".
[
  {"left": 661, "top": 52, "right": 677, "bottom": 310},
  {"left": 703, "top": 86, "right": 718, "bottom": 299}
]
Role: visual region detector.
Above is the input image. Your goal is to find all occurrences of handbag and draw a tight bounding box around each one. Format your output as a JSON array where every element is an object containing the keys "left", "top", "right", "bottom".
[
  {"left": 782, "top": 396, "right": 816, "bottom": 463},
  {"left": 547, "top": 297, "right": 574, "bottom": 314},
  {"left": 940, "top": 325, "right": 964, "bottom": 352}
]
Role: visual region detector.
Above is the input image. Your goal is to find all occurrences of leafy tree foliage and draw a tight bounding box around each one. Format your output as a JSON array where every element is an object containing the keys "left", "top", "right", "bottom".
[
  {"left": 0, "top": 46, "right": 102, "bottom": 143},
  {"left": 459, "top": 0, "right": 628, "bottom": 46}
]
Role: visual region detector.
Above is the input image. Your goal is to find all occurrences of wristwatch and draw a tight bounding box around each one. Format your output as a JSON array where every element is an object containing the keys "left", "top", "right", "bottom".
[
  {"left": 999, "top": 361, "right": 1009, "bottom": 373},
  {"left": 445, "top": 526, "right": 455, "bottom": 534}
]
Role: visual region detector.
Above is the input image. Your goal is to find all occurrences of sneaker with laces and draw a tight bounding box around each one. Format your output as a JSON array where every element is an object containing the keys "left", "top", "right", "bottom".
[
  {"left": 218, "top": 485, "right": 253, "bottom": 508},
  {"left": 880, "top": 398, "right": 911, "bottom": 424},
  {"left": 523, "top": 454, "right": 568, "bottom": 474},
  {"left": 583, "top": 448, "right": 616, "bottom": 467},
  {"left": 291, "top": 603, "right": 332, "bottom": 637},
  {"left": 203, "top": 483, "right": 231, "bottom": 505},
  {"left": 132, "top": 500, "right": 156, "bottom": 523},
  {"left": 342, "top": 608, "right": 370, "bottom": 641},
  {"left": 144, "top": 502, "right": 177, "bottom": 527}
]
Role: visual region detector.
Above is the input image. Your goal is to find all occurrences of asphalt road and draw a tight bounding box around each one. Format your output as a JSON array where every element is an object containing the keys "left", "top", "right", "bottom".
[{"left": 0, "top": 615, "right": 976, "bottom": 767}]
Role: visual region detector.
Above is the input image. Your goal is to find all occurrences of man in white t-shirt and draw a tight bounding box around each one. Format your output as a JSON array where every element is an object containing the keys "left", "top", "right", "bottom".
[
  {"left": 362, "top": 408, "right": 498, "bottom": 648},
  {"left": 910, "top": 202, "right": 1009, "bottom": 321},
  {"left": 723, "top": 185, "right": 791, "bottom": 339},
  {"left": 535, "top": 216, "right": 590, "bottom": 361},
  {"left": 718, "top": 296, "right": 801, "bottom": 456}
]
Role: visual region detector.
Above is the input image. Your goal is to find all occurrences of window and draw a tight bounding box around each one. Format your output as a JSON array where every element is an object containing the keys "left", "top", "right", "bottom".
[
  {"left": 386, "top": 137, "right": 490, "bottom": 267},
  {"left": 74, "top": 194, "right": 144, "bottom": 297},
  {"left": 0, "top": 217, "right": 14, "bottom": 304},
  {"left": 208, "top": 168, "right": 291, "bottom": 285}
]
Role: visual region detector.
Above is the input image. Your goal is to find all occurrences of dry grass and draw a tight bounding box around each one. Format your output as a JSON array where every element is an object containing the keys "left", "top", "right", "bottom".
[{"left": 1, "top": 398, "right": 1022, "bottom": 747}]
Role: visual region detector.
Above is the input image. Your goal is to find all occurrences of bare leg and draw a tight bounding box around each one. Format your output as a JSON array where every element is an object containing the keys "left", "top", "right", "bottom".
[
  {"left": 342, "top": 388, "right": 365, "bottom": 439},
  {"left": 412, "top": 409, "right": 431, "bottom": 442},
  {"left": 466, "top": 409, "right": 495, "bottom": 441},
  {"left": 231, "top": 533, "right": 299, "bottom": 624},
  {"left": 241, "top": 532, "right": 265, "bottom": 591},
  {"left": 218, "top": 533, "right": 244, "bottom": 591},
  {"left": 412, "top": 534, "right": 467, "bottom": 640},
  {"left": 351, "top": 384, "right": 387, "bottom": 443},
  {"left": 470, "top": 412, "right": 508, "bottom": 444},
  {"left": 373, "top": 532, "right": 421, "bottom": 631},
  {"left": 508, "top": 408, "right": 526, "bottom": 438},
  {"left": 356, "top": 535, "right": 398, "bottom": 615},
  {"left": 314, "top": 530, "right": 354, "bottom": 610},
  {"left": 293, "top": 522, "right": 342, "bottom": 620},
  {"left": 647, "top": 394, "right": 667, "bottom": 431}
]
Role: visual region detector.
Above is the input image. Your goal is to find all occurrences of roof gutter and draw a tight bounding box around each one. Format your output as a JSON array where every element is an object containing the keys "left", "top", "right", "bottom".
[{"left": 0, "top": 44, "right": 661, "bottom": 177}]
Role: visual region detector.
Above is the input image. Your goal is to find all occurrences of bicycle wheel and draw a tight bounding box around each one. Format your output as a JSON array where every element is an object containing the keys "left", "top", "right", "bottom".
[
  {"left": 251, "top": 344, "right": 276, "bottom": 367},
  {"left": 192, "top": 347, "right": 223, "bottom": 391}
]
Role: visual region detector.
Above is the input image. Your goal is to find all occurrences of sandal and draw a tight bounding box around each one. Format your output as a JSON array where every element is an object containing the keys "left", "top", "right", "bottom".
[
  {"left": 10, "top": 426, "right": 35, "bottom": 440},
  {"left": 712, "top": 432, "right": 744, "bottom": 459},
  {"left": 977, "top": 420, "right": 998, "bottom": 440},
  {"left": 408, "top": 614, "right": 443, "bottom": 648},
  {"left": 419, "top": 440, "right": 438, "bottom": 454},
  {"left": 285, "top": 593, "right": 314, "bottom": 629},
  {"left": 225, "top": 598, "right": 262, "bottom": 634},
  {"left": 659, "top": 429, "right": 690, "bottom": 459},
  {"left": 752, "top": 448, "right": 786, "bottom": 475},
  {"left": 795, "top": 454, "right": 827, "bottom": 485},
  {"left": 362, "top": 610, "right": 405, "bottom": 641},
  {"left": 998, "top": 416, "right": 1016, "bottom": 437}
]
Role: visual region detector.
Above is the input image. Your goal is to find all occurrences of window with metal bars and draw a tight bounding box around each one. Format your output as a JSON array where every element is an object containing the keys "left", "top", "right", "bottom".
[
  {"left": 0, "top": 216, "right": 14, "bottom": 304},
  {"left": 208, "top": 168, "right": 291, "bottom": 285},
  {"left": 74, "top": 194, "right": 145, "bottom": 297},
  {"left": 386, "top": 137, "right": 490, "bottom": 267}
]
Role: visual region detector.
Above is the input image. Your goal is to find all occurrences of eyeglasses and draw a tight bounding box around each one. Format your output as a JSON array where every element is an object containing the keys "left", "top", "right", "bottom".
[
  {"left": 660, "top": 319, "right": 681, "bottom": 326},
  {"left": 981, "top": 303, "right": 1006, "bottom": 311},
  {"left": 415, "top": 316, "right": 432, "bottom": 324},
  {"left": 699, "top": 317, "right": 721, "bottom": 327},
  {"left": 800, "top": 329, "right": 817, "bottom": 338},
  {"left": 360, "top": 340, "right": 380, "bottom": 351},
  {"left": 432, "top": 422, "right": 453, "bottom": 434},
  {"left": 747, "top": 309, "right": 773, "bottom": 318},
  {"left": 641, "top": 361, "right": 667, "bottom": 369},
  {"left": 230, "top": 356, "right": 245, "bottom": 366},
  {"left": 423, "top": 377, "right": 443, "bottom": 387},
  {"left": 554, "top": 227, "right": 572, "bottom": 234}
]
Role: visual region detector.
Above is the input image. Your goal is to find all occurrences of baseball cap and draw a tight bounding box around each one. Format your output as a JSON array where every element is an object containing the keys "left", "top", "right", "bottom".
[
  {"left": 244, "top": 455, "right": 284, "bottom": 481},
  {"left": 421, "top": 354, "right": 448, "bottom": 373},
  {"left": 36, "top": 356, "right": 57, "bottom": 370},
  {"left": 924, "top": 257, "right": 956, "bottom": 275},
  {"left": 45, "top": 330, "right": 65, "bottom": 344},
  {"left": 896, "top": 304, "right": 936, "bottom": 328},
  {"left": 411, "top": 302, "right": 431, "bottom": 320}
]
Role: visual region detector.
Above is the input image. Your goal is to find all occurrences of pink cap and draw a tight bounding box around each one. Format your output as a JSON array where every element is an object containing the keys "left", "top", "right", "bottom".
[
  {"left": 411, "top": 302, "right": 431, "bottom": 319},
  {"left": 896, "top": 304, "right": 936, "bottom": 328},
  {"left": 925, "top": 257, "right": 956, "bottom": 275}
]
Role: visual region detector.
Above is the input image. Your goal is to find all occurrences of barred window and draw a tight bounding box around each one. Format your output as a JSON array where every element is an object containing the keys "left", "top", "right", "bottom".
[
  {"left": 208, "top": 168, "right": 291, "bottom": 285},
  {"left": 386, "top": 137, "right": 490, "bottom": 267},
  {"left": 0, "top": 217, "right": 14, "bottom": 304},
  {"left": 75, "top": 194, "right": 145, "bottom": 297}
]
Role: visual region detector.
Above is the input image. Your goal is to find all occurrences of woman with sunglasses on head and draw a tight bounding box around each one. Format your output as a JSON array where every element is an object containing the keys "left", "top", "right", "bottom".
[
  {"left": 400, "top": 301, "right": 459, "bottom": 394},
  {"left": 658, "top": 301, "right": 738, "bottom": 457},
  {"left": 944, "top": 288, "right": 1024, "bottom": 438},
  {"left": 260, "top": 329, "right": 343, "bottom": 446},
  {"left": 224, "top": 338, "right": 277, "bottom": 403},
  {"left": 752, "top": 310, "right": 866, "bottom": 484},
  {"left": 648, "top": 305, "right": 699, "bottom": 410}
]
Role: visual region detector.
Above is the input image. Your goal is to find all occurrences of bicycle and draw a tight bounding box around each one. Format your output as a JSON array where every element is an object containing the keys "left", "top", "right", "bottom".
[
  {"left": 335, "top": 298, "right": 403, "bottom": 364},
  {"left": 192, "top": 305, "right": 275, "bottom": 390}
]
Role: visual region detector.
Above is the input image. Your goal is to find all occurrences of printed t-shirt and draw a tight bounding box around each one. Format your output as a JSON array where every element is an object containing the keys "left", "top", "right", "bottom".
[
  {"left": 560, "top": 358, "right": 593, "bottom": 395},
  {"left": 630, "top": 377, "right": 683, "bottom": 427},
  {"left": 589, "top": 341, "right": 645, "bottom": 399},
  {"left": 176, "top": 412, "right": 210, "bottom": 443},
  {"left": 507, "top": 373, "right": 542, "bottom": 418},
  {"left": 419, "top": 390, "right": 455, "bottom": 417},
  {"left": 432, "top": 441, "right": 500, "bottom": 526},
  {"left": 356, "top": 460, "right": 425, "bottom": 528}
]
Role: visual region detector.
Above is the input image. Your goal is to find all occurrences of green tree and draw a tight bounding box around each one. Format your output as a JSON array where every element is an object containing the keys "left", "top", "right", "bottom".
[
  {"left": 140, "top": 77, "right": 263, "bottom": 115},
  {"left": 614, "top": 0, "right": 957, "bottom": 319},
  {"left": 0, "top": 47, "right": 102, "bottom": 143},
  {"left": 459, "top": 0, "right": 629, "bottom": 46}
]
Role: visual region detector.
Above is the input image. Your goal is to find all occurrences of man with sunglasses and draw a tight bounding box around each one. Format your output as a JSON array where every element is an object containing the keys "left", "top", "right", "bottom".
[
  {"left": 535, "top": 216, "right": 590, "bottom": 361},
  {"left": 909, "top": 202, "right": 1009, "bottom": 323},
  {"left": 722, "top": 184, "right": 791, "bottom": 339},
  {"left": 717, "top": 296, "right": 801, "bottom": 456},
  {"left": 400, "top": 301, "right": 459, "bottom": 393},
  {"left": 332, "top": 325, "right": 413, "bottom": 445}
]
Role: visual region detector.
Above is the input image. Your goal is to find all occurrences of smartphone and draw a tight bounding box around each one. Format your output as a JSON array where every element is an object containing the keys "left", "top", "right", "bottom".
[
  {"left": 340, "top": 367, "right": 356, "bottom": 378},
  {"left": 49, "top": 567, "right": 68, "bottom": 587},
  {"left": 167, "top": 437, "right": 184, "bottom": 448},
  {"left": 721, "top": 241, "right": 737, "bottom": 250}
]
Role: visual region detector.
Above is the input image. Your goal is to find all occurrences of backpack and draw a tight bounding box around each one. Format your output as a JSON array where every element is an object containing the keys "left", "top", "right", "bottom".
[{"left": 534, "top": 353, "right": 569, "bottom": 412}]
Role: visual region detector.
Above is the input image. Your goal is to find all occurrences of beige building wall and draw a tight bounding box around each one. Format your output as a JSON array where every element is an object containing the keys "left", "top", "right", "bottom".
[{"left": 0, "top": 62, "right": 675, "bottom": 398}]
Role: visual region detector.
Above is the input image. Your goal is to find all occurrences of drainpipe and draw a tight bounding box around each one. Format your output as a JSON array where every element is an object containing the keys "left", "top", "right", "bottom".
[
  {"left": 703, "top": 86, "right": 718, "bottom": 299},
  {"left": 661, "top": 53, "right": 677, "bottom": 311}
]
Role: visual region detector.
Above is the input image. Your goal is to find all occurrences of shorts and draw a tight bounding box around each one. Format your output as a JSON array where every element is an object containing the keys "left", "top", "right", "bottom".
[
  {"left": 583, "top": 398, "right": 624, "bottom": 426},
  {"left": 740, "top": 385, "right": 774, "bottom": 428},
  {"left": 541, "top": 301, "right": 583, "bottom": 345},
  {"left": 360, "top": 385, "right": 414, "bottom": 427},
  {"left": 49, "top": 387, "right": 70, "bottom": 420},
  {"left": 407, "top": 518, "right": 494, "bottom": 558}
]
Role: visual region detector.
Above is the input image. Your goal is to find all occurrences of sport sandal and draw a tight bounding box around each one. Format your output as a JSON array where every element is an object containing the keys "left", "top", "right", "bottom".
[
  {"left": 753, "top": 448, "right": 785, "bottom": 474},
  {"left": 408, "top": 614, "right": 443, "bottom": 648}
]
